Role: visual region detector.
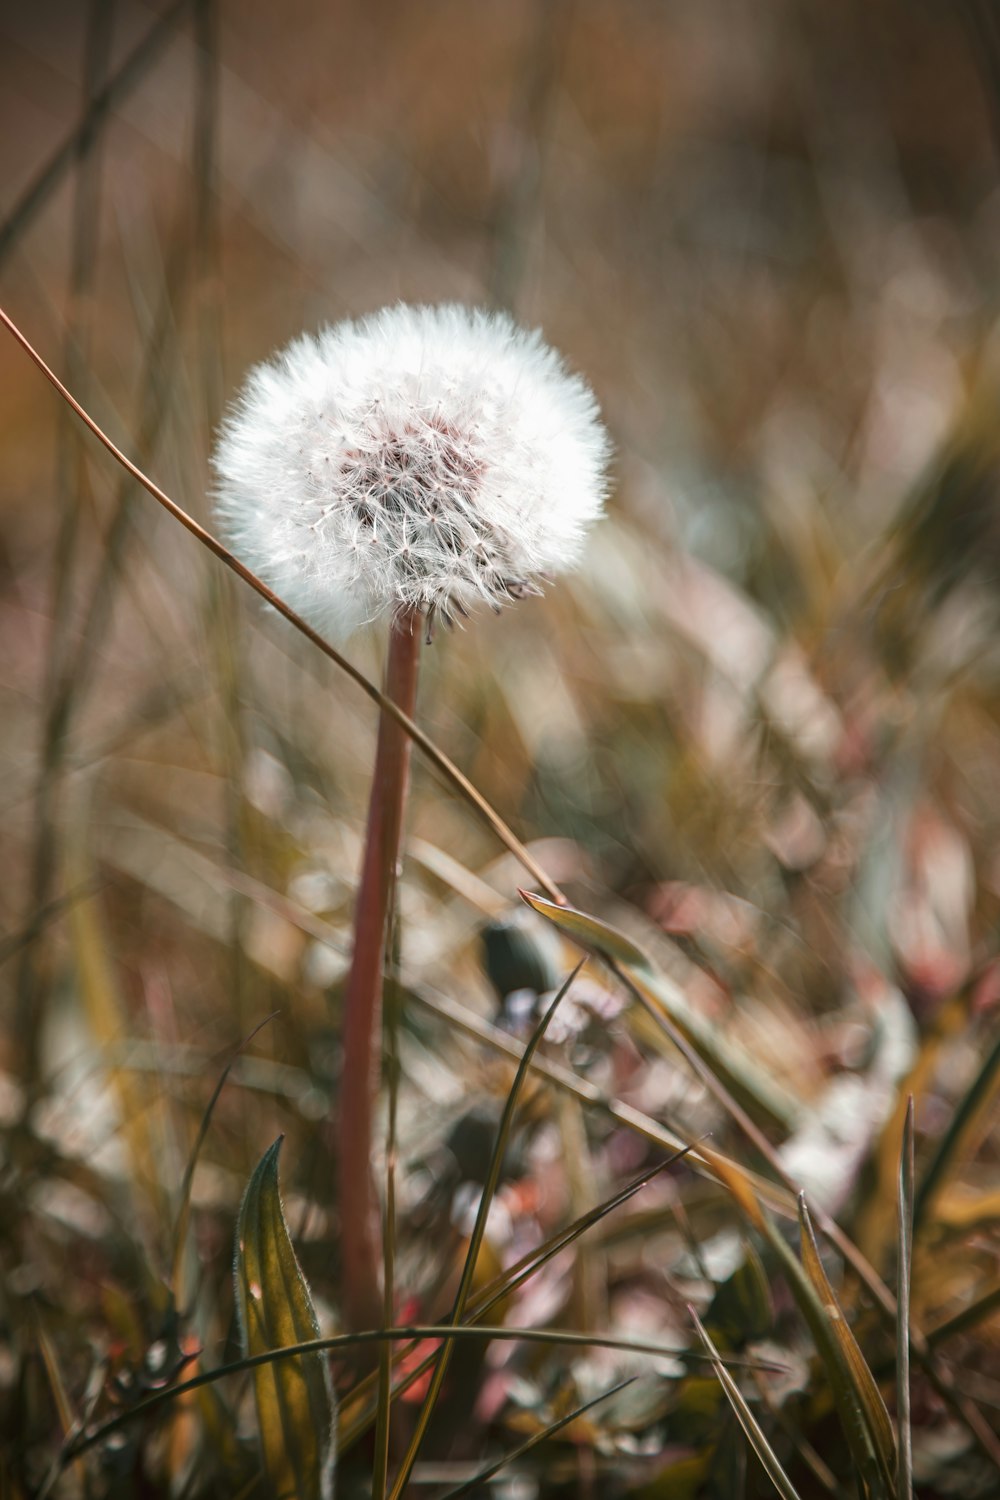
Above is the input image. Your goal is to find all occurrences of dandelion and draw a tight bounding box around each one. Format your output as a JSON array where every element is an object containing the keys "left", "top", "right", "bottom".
[
  {"left": 212, "top": 302, "right": 610, "bottom": 640},
  {"left": 212, "top": 303, "right": 610, "bottom": 1331}
]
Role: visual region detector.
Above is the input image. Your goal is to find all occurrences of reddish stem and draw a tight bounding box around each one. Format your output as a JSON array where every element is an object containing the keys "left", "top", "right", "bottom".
[{"left": 338, "top": 610, "right": 421, "bottom": 1331}]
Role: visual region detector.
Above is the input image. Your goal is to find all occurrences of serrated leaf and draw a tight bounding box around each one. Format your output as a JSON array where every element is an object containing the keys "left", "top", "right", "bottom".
[
  {"left": 519, "top": 891, "right": 801, "bottom": 1134},
  {"left": 797, "top": 1195, "right": 896, "bottom": 1497},
  {"left": 234, "top": 1138, "right": 336, "bottom": 1500}
]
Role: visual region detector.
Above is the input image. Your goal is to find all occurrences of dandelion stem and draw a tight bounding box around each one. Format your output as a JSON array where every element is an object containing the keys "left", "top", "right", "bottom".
[{"left": 338, "top": 609, "right": 421, "bottom": 1330}]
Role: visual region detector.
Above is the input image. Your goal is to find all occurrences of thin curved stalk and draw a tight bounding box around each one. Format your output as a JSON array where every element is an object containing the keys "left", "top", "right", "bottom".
[{"left": 60, "top": 1321, "right": 758, "bottom": 1466}]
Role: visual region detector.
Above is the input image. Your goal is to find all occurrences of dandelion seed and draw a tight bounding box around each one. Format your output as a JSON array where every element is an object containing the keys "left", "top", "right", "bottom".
[{"left": 212, "top": 302, "right": 611, "bottom": 639}]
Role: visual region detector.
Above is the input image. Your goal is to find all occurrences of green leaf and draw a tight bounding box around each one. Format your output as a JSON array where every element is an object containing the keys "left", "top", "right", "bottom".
[
  {"left": 234, "top": 1138, "right": 336, "bottom": 1500},
  {"left": 519, "top": 891, "right": 801, "bottom": 1134}
]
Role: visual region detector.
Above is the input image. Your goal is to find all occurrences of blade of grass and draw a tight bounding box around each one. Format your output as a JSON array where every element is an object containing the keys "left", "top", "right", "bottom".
[
  {"left": 797, "top": 1194, "right": 897, "bottom": 1496},
  {"left": 170, "top": 1011, "right": 279, "bottom": 1301},
  {"left": 928, "top": 1281, "right": 1000, "bottom": 1347},
  {"left": 37, "top": 1349, "right": 109, "bottom": 1500},
  {"left": 484, "top": 0, "right": 570, "bottom": 312},
  {"left": 50, "top": 0, "right": 115, "bottom": 680},
  {"left": 859, "top": 985, "right": 970, "bottom": 1271},
  {"left": 386, "top": 960, "right": 585, "bottom": 1500},
  {"left": 191, "top": 0, "right": 252, "bottom": 1029},
  {"left": 128, "top": 835, "right": 792, "bottom": 1223},
  {"left": 747, "top": 1363, "right": 843, "bottom": 1499},
  {"left": 519, "top": 890, "right": 801, "bottom": 1133},
  {"left": 516, "top": 893, "right": 653, "bottom": 969},
  {"left": 0, "top": 0, "right": 192, "bottom": 260},
  {"left": 200, "top": 861, "right": 796, "bottom": 1223},
  {"left": 931, "top": 1186, "right": 1000, "bottom": 1231},
  {"left": 14, "top": 238, "right": 192, "bottom": 1095},
  {"left": 913, "top": 1025, "right": 1000, "bottom": 1232},
  {"left": 0, "top": 877, "right": 101, "bottom": 966},
  {"left": 690, "top": 1308, "right": 804, "bottom": 1500},
  {"left": 37, "top": 1314, "right": 86, "bottom": 1490},
  {"left": 0, "top": 307, "right": 565, "bottom": 906},
  {"left": 63, "top": 1322, "right": 773, "bottom": 1466},
  {"left": 897, "top": 1099, "right": 914, "bottom": 1500},
  {"left": 768, "top": 1216, "right": 888, "bottom": 1496},
  {"left": 519, "top": 890, "right": 1000, "bottom": 1473},
  {"left": 337, "top": 1145, "right": 696, "bottom": 1453},
  {"left": 403, "top": 977, "right": 799, "bottom": 1209},
  {"left": 556, "top": 1089, "right": 602, "bottom": 1338},
  {"left": 474, "top": 1144, "right": 698, "bottom": 1322},
  {"left": 709, "top": 1151, "right": 894, "bottom": 1497},
  {"left": 14, "top": 0, "right": 115, "bottom": 1096},
  {"left": 436, "top": 1377, "right": 636, "bottom": 1500},
  {"left": 67, "top": 825, "right": 170, "bottom": 1225}
]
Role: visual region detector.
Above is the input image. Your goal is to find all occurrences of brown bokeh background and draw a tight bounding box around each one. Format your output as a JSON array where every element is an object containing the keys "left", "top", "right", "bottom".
[{"left": 4, "top": 2, "right": 1000, "bottom": 1494}]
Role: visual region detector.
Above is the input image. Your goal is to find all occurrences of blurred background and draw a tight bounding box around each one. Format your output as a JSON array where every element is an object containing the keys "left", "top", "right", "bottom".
[{"left": 4, "top": 1, "right": 1000, "bottom": 1495}]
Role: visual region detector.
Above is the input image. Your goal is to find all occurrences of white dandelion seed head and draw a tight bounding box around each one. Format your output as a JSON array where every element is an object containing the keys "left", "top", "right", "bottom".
[{"left": 211, "top": 302, "right": 611, "bottom": 639}]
